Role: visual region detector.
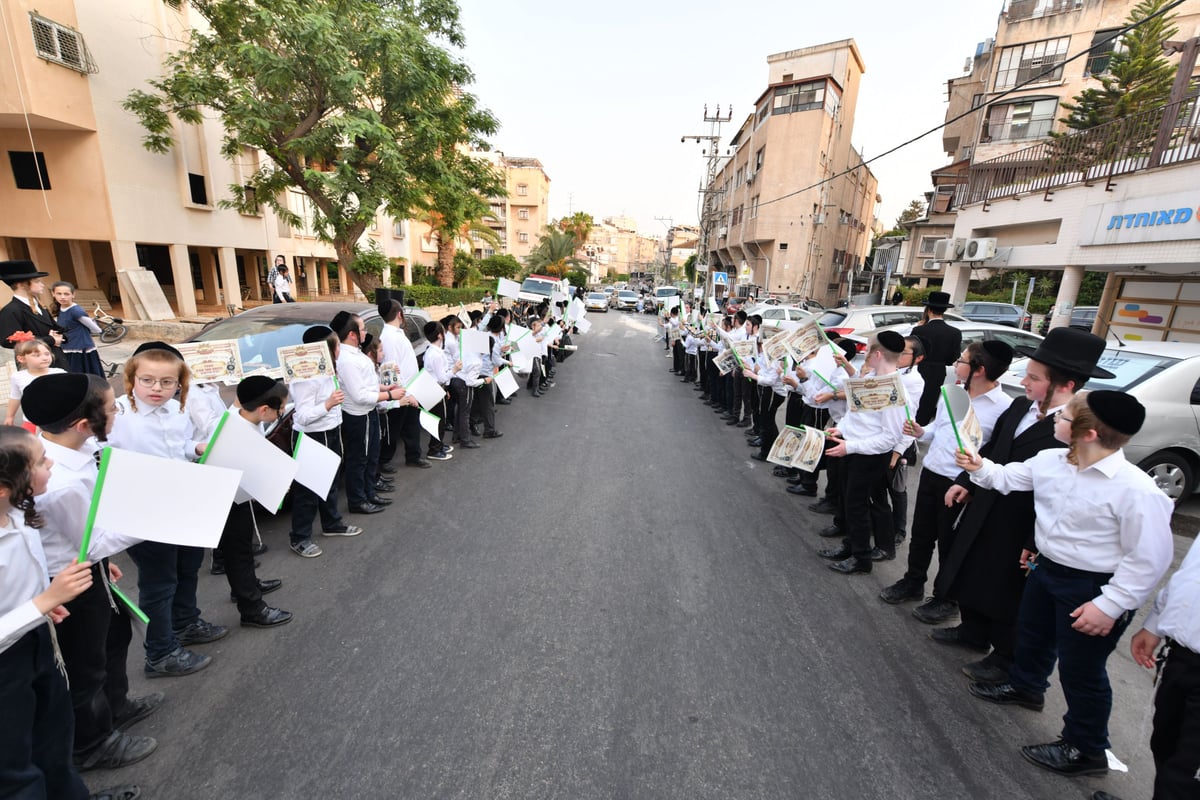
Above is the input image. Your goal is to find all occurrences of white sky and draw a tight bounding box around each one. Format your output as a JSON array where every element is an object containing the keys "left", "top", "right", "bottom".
[{"left": 454, "top": 0, "right": 1007, "bottom": 237}]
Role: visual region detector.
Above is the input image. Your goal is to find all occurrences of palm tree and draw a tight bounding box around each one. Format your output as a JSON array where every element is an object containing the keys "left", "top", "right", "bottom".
[
  {"left": 557, "top": 212, "right": 595, "bottom": 247},
  {"left": 526, "top": 226, "right": 583, "bottom": 278}
]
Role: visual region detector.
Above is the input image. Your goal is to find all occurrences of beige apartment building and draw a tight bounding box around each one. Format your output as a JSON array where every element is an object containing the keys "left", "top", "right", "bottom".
[
  {"left": 707, "top": 40, "right": 879, "bottom": 306},
  {"left": 478, "top": 153, "right": 550, "bottom": 262},
  {"left": 579, "top": 216, "right": 661, "bottom": 283}
]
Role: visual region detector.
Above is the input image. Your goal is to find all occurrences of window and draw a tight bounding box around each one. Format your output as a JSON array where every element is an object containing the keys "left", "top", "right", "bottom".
[
  {"left": 735, "top": 166, "right": 744, "bottom": 186},
  {"left": 517, "top": 184, "right": 528, "bottom": 196},
  {"left": 393, "top": 220, "right": 406, "bottom": 238},
  {"left": 994, "top": 37, "right": 1069, "bottom": 90},
  {"left": 518, "top": 232, "right": 529, "bottom": 243},
  {"left": 750, "top": 196, "right": 759, "bottom": 219},
  {"left": 187, "top": 173, "right": 208, "bottom": 205},
  {"left": 518, "top": 208, "right": 529, "bottom": 220},
  {"left": 772, "top": 80, "right": 826, "bottom": 115},
  {"left": 971, "top": 93, "right": 984, "bottom": 109},
  {"left": 756, "top": 103, "right": 770, "bottom": 127},
  {"left": 9, "top": 151, "right": 50, "bottom": 190},
  {"left": 918, "top": 236, "right": 939, "bottom": 255},
  {"left": 984, "top": 98, "right": 1058, "bottom": 141},
  {"left": 29, "top": 13, "right": 94, "bottom": 74},
  {"left": 1086, "top": 29, "right": 1122, "bottom": 76},
  {"left": 755, "top": 148, "right": 765, "bottom": 170}
]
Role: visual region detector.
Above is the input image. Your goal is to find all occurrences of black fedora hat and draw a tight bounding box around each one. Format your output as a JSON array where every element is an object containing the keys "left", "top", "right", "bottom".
[
  {"left": 1014, "top": 327, "right": 1115, "bottom": 379},
  {"left": 925, "top": 291, "right": 954, "bottom": 310},
  {"left": 0, "top": 260, "right": 50, "bottom": 285}
]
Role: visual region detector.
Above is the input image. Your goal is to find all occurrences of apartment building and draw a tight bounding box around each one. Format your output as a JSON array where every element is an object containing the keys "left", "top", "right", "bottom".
[
  {"left": 706, "top": 40, "right": 879, "bottom": 306},
  {"left": 579, "top": 216, "right": 661, "bottom": 283},
  {"left": 478, "top": 153, "right": 550, "bottom": 262}
]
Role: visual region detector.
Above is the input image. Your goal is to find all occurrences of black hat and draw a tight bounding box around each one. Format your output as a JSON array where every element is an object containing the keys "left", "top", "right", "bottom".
[
  {"left": 329, "top": 311, "right": 355, "bottom": 339},
  {"left": 1014, "top": 327, "right": 1114, "bottom": 379},
  {"left": 830, "top": 337, "right": 858, "bottom": 361},
  {"left": 981, "top": 340, "right": 1014, "bottom": 371},
  {"left": 133, "top": 341, "right": 183, "bottom": 360},
  {"left": 925, "top": 291, "right": 954, "bottom": 310},
  {"left": 875, "top": 330, "right": 905, "bottom": 354},
  {"left": 302, "top": 325, "right": 333, "bottom": 344},
  {"left": 1086, "top": 390, "right": 1145, "bottom": 436},
  {"left": 21, "top": 373, "right": 90, "bottom": 427},
  {"left": 236, "top": 375, "right": 282, "bottom": 407},
  {"left": 0, "top": 260, "right": 49, "bottom": 286}
]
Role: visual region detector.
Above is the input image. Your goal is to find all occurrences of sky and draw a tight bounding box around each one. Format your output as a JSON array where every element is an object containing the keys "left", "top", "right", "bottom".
[{"left": 452, "top": 0, "right": 1008, "bottom": 238}]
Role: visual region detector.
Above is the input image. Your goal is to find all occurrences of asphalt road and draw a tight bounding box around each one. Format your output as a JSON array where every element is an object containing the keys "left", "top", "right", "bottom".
[{"left": 90, "top": 309, "right": 1171, "bottom": 800}]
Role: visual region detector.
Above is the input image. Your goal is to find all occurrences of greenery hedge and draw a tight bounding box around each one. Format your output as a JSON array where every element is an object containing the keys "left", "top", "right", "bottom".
[{"left": 367, "top": 285, "right": 491, "bottom": 307}]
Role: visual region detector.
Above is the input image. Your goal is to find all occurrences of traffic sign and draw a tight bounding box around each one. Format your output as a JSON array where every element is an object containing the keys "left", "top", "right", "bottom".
[{"left": 712, "top": 271, "right": 728, "bottom": 286}]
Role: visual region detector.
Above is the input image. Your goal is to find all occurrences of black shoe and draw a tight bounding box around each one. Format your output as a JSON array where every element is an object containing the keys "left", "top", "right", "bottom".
[
  {"left": 74, "top": 731, "right": 157, "bottom": 772},
  {"left": 379, "top": 463, "right": 398, "bottom": 474},
  {"left": 1020, "top": 740, "right": 1107, "bottom": 776},
  {"left": 209, "top": 559, "right": 225, "bottom": 576},
  {"left": 785, "top": 474, "right": 804, "bottom": 484},
  {"left": 968, "top": 681, "right": 1044, "bottom": 711},
  {"left": 349, "top": 503, "right": 385, "bottom": 514},
  {"left": 930, "top": 624, "right": 990, "bottom": 653},
  {"left": 786, "top": 484, "right": 817, "bottom": 496},
  {"left": 88, "top": 785, "right": 142, "bottom": 800},
  {"left": 773, "top": 466, "right": 791, "bottom": 477},
  {"left": 894, "top": 532, "right": 907, "bottom": 546},
  {"left": 240, "top": 606, "right": 293, "bottom": 628},
  {"left": 869, "top": 547, "right": 895, "bottom": 562},
  {"left": 829, "top": 556, "right": 871, "bottom": 575},
  {"left": 229, "top": 578, "right": 282, "bottom": 602},
  {"left": 367, "top": 495, "right": 393, "bottom": 506},
  {"left": 736, "top": 420, "right": 752, "bottom": 428},
  {"left": 373, "top": 481, "right": 396, "bottom": 493},
  {"left": 809, "top": 498, "right": 837, "bottom": 515},
  {"left": 962, "top": 655, "right": 1010, "bottom": 684},
  {"left": 144, "top": 647, "right": 210, "bottom": 678},
  {"left": 111, "top": 693, "right": 164, "bottom": 730},
  {"left": 879, "top": 578, "right": 924, "bottom": 604},
  {"left": 495, "top": 397, "right": 511, "bottom": 405},
  {"left": 817, "top": 524, "right": 843, "bottom": 538},
  {"left": 530, "top": 389, "right": 542, "bottom": 397},
  {"left": 405, "top": 460, "right": 433, "bottom": 469},
  {"left": 817, "top": 544, "right": 851, "bottom": 560},
  {"left": 460, "top": 440, "right": 480, "bottom": 449},
  {"left": 174, "top": 619, "right": 228, "bottom": 646},
  {"left": 483, "top": 431, "right": 503, "bottom": 439},
  {"left": 1092, "top": 794, "right": 1124, "bottom": 800},
  {"left": 913, "top": 598, "right": 960, "bottom": 625},
  {"left": 750, "top": 453, "right": 767, "bottom": 462},
  {"left": 469, "top": 424, "right": 481, "bottom": 436},
  {"left": 725, "top": 417, "right": 740, "bottom": 425},
  {"left": 251, "top": 541, "right": 268, "bottom": 556},
  {"left": 747, "top": 438, "right": 762, "bottom": 448}
]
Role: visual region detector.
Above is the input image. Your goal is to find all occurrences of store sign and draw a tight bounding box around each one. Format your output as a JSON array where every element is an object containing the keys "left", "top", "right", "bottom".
[{"left": 1079, "top": 191, "right": 1200, "bottom": 246}]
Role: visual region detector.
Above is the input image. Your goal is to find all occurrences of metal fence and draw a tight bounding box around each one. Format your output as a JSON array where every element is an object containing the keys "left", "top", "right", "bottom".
[{"left": 957, "top": 96, "right": 1200, "bottom": 208}]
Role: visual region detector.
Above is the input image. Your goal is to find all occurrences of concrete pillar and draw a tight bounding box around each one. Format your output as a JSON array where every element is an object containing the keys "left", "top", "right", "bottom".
[
  {"left": 1094, "top": 272, "right": 1120, "bottom": 338},
  {"left": 66, "top": 240, "right": 99, "bottom": 290},
  {"left": 26, "top": 238, "right": 60, "bottom": 281},
  {"left": 303, "top": 260, "right": 318, "bottom": 297},
  {"left": 940, "top": 263, "right": 971, "bottom": 307},
  {"left": 216, "top": 247, "right": 240, "bottom": 311},
  {"left": 168, "top": 243, "right": 198, "bottom": 317},
  {"left": 198, "top": 248, "right": 220, "bottom": 306},
  {"left": 337, "top": 263, "right": 350, "bottom": 297},
  {"left": 1048, "top": 265, "right": 1085, "bottom": 331},
  {"left": 110, "top": 240, "right": 143, "bottom": 319},
  {"left": 317, "top": 259, "right": 330, "bottom": 296}
]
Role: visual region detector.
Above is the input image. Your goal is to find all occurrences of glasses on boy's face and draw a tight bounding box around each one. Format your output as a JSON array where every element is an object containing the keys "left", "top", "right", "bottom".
[
  {"left": 1054, "top": 410, "right": 1074, "bottom": 424},
  {"left": 136, "top": 376, "right": 178, "bottom": 390}
]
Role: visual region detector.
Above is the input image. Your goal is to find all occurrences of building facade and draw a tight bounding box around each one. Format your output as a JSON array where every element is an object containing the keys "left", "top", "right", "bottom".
[{"left": 479, "top": 154, "right": 551, "bottom": 262}]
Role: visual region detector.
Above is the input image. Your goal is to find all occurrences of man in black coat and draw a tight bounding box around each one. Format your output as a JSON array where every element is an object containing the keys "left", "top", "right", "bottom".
[
  {"left": 0, "top": 259, "right": 67, "bottom": 369},
  {"left": 910, "top": 291, "right": 962, "bottom": 425}
]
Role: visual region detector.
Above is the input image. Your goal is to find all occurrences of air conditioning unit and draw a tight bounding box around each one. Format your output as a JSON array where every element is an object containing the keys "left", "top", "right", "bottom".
[
  {"left": 813, "top": 213, "right": 826, "bottom": 225},
  {"left": 964, "top": 237, "right": 997, "bottom": 261},
  {"left": 718, "top": 227, "right": 728, "bottom": 237},
  {"left": 922, "top": 259, "right": 940, "bottom": 271},
  {"left": 746, "top": 169, "right": 756, "bottom": 183},
  {"left": 932, "top": 238, "right": 964, "bottom": 261}
]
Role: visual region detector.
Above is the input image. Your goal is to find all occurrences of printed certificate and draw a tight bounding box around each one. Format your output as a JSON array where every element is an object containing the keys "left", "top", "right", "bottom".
[
  {"left": 783, "top": 322, "right": 824, "bottom": 363},
  {"left": 845, "top": 372, "right": 908, "bottom": 413},
  {"left": 763, "top": 329, "right": 791, "bottom": 362},
  {"left": 713, "top": 349, "right": 737, "bottom": 375},
  {"left": 175, "top": 340, "right": 243, "bottom": 385},
  {"left": 276, "top": 342, "right": 336, "bottom": 384},
  {"left": 766, "top": 426, "right": 825, "bottom": 472},
  {"left": 732, "top": 339, "right": 757, "bottom": 363}
]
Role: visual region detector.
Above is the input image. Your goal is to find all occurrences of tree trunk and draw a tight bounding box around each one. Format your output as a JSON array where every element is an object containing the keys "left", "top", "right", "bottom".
[
  {"left": 435, "top": 235, "right": 455, "bottom": 288},
  {"left": 334, "top": 239, "right": 383, "bottom": 297}
]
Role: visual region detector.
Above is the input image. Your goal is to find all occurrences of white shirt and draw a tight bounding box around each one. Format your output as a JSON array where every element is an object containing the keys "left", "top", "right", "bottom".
[
  {"left": 39, "top": 435, "right": 141, "bottom": 573},
  {"left": 380, "top": 323, "right": 418, "bottom": 385},
  {"left": 289, "top": 374, "right": 341, "bottom": 433},
  {"left": 186, "top": 382, "right": 228, "bottom": 441},
  {"left": 335, "top": 346, "right": 381, "bottom": 417},
  {"left": 423, "top": 342, "right": 456, "bottom": 386},
  {"left": 1013, "top": 400, "right": 1061, "bottom": 438},
  {"left": 109, "top": 395, "right": 201, "bottom": 461},
  {"left": 970, "top": 448, "right": 1174, "bottom": 617},
  {"left": 837, "top": 369, "right": 907, "bottom": 456},
  {"left": 919, "top": 384, "right": 1012, "bottom": 479},
  {"left": 1143, "top": 535, "right": 1200, "bottom": 652},
  {"left": 0, "top": 512, "right": 50, "bottom": 654},
  {"left": 273, "top": 273, "right": 291, "bottom": 300}
]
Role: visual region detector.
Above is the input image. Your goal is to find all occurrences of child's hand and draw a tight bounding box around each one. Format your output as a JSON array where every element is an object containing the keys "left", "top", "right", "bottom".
[
  {"left": 325, "top": 390, "right": 345, "bottom": 410},
  {"left": 902, "top": 420, "right": 924, "bottom": 438},
  {"left": 824, "top": 438, "right": 847, "bottom": 458},
  {"left": 954, "top": 450, "right": 982, "bottom": 471},
  {"left": 37, "top": 561, "right": 93, "bottom": 612},
  {"left": 194, "top": 442, "right": 207, "bottom": 457},
  {"left": 945, "top": 485, "right": 970, "bottom": 507},
  {"left": 1019, "top": 548, "right": 1036, "bottom": 569},
  {"left": 1130, "top": 629, "right": 1160, "bottom": 669},
  {"left": 108, "top": 562, "right": 123, "bottom": 582},
  {"left": 2, "top": 416, "right": 13, "bottom": 426},
  {"left": 1070, "top": 601, "right": 1116, "bottom": 637},
  {"left": 48, "top": 605, "right": 70, "bottom": 624},
  {"left": 814, "top": 392, "right": 834, "bottom": 404}
]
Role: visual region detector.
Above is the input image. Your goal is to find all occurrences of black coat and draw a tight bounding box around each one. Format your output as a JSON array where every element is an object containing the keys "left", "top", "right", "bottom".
[
  {"left": 0, "top": 297, "right": 67, "bottom": 369},
  {"left": 935, "top": 397, "right": 1065, "bottom": 619},
  {"left": 910, "top": 318, "right": 962, "bottom": 424}
]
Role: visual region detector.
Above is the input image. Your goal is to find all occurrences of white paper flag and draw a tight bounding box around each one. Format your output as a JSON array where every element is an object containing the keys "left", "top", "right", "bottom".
[
  {"left": 575, "top": 317, "right": 592, "bottom": 334},
  {"left": 569, "top": 297, "right": 586, "bottom": 321},
  {"left": 461, "top": 328, "right": 491, "bottom": 355},
  {"left": 292, "top": 432, "right": 340, "bottom": 498},
  {"left": 405, "top": 369, "right": 446, "bottom": 411},
  {"left": 497, "top": 277, "right": 521, "bottom": 299},
  {"left": 89, "top": 449, "right": 241, "bottom": 551},
  {"left": 419, "top": 409, "right": 441, "bottom": 438},
  {"left": 493, "top": 367, "right": 519, "bottom": 398},
  {"left": 201, "top": 411, "right": 299, "bottom": 511},
  {"left": 510, "top": 348, "right": 535, "bottom": 373}
]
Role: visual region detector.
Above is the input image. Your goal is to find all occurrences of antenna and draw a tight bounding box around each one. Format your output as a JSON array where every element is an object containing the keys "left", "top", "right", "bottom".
[{"left": 1105, "top": 321, "right": 1126, "bottom": 348}]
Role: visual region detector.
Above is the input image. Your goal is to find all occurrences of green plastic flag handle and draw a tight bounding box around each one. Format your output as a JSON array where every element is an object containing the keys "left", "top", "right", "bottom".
[
  {"left": 109, "top": 582, "right": 150, "bottom": 624},
  {"left": 941, "top": 385, "right": 966, "bottom": 454},
  {"left": 811, "top": 369, "right": 839, "bottom": 393},
  {"left": 198, "top": 410, "right": 230, "bottom": 465},
  {"left": 78, "top": 447, "right": 112, "bottom": 562}
]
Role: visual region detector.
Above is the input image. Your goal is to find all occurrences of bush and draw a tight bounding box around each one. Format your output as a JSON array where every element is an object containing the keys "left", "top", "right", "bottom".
[{"left": 367, "top": 285, "right": 488, "bottom": 307}]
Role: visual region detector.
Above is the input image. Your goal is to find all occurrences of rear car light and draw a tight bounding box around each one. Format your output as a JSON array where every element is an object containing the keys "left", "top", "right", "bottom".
[{"left": 825, "top": 327, "right": 853, "bottom": 337}]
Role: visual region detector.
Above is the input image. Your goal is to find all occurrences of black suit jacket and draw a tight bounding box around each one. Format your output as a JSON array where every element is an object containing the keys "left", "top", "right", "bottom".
[
  {"left": 0, "top": 297, "right": 67, "bottom": 369},
  {"left": 910, "top": 318, "right": 962, "bottom": 424}
]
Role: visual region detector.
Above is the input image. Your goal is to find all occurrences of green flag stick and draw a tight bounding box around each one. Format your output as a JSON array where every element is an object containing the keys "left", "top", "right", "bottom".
[
  {"left": 811, "top": 369, "right": 839, "bottom": 393},
  {"left": 109, "top": 582, "right": 150, "bottom": 624},
  {"left": 292, "top": 430, "right": 304, "bottom": 458},
  {"left": 940, "top": 385, "right": 966, "bottom": 454},
  {"left": 817, "top": 323, "right": 840, "bottom": 358},
  {"left": 78, "top": 447, "right": 112, "bottom": 562},
  {"left": 800, "top": 425, "right": 838, "bottom": 439},
  {"left": 197, "top": 410, "right": 230, "bottom": 465}
]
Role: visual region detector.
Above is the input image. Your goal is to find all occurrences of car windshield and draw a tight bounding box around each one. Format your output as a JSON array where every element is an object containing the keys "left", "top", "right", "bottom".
[
  {"left": 816, "top": 310, "right": 848, "bottom": 327},
  {"left": 618, "top": 291, "right": 637, "bottom": 298},
  {"left": 1008, "top": 349, "right": 1180, "bottom": 391},
  {"left": 655, "top": 287, "right": 678, "bottom": 298},
  {"left": 520, "top": 277, "right": 556, "bottom": 296},
  {"left": 191, "top": 314, "right": 384, "bottom": 371},
  {"left": 587, "top": 293, "right": 605, "bottom": 300}
]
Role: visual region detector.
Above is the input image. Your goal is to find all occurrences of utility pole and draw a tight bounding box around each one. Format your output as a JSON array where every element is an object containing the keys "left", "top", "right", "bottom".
[
  {"left": 682, "top": 103, "right": 732, "bottom": 302},
  {"left": 655, "top": 215, "right": 674, "bottom": 286}
]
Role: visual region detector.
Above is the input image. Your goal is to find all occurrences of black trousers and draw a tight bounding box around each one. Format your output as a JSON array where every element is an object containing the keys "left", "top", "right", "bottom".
[
  {"left": 902, "top": 469, "right": 959, "bottom": 588},
  {"left": 959, "top": 605, "right": 1017, "bottom": 665},
  {"left": 426, "top": 397, "right": 448, "bottom": 455},
  {"left": 1152, "top": 642, "right": 1200, "bottom": 799},
  {"left": 0, "top": 628, "right": 89, "bottom": 799},
  {"left": 839, "top": 451, "right": 893, "bottom": 559},
  {"left": 672, "top": 340, "right": 684, "bottom": 373},
  {"left": 448, "top": 377, "right": 472, "bottom": 443},
  {"left": 219, "top": 502, "right": 265, "bottom": 617},
  {"left": 397, "top": 406, "right": 422, "bottom": 464},
  {"left": 756, "top": 387, "right": 784, "bottom": 458},
  {"left": 472, "top": 382, "right": 497, "bottom": 434},
  {"left": 56, "top": 560, "right": 133, "bottom": 756},
  {"left": 341, "top": 412, "right": 371, "bottom": 507},
  {"left": 378, "top": 407, "right": 402, "bottom": 465},
  {"left": 289, "top": 426, "right": 344, "bottom": 543}
]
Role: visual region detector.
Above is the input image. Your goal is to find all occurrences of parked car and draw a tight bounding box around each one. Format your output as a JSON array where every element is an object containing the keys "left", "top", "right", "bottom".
[
  {"left": 757, "top": 305, "right": 814, "bottom": 333},
  {"left": 614, "top": 290, "right": 639, "bottom": 311},
  {"left": 188, "top": 301, "right": 430, "bottom": 378},
  {"left": 816, "top": 305, "right": 965, "bottom": 337},
  {"left": 960, "top": 301, "right": 1032, "bottom": 330},
  {"left": 649, "top": 286, "right": 679, "bottom": 312},
  {"left": 1038, "top": 306, "right": 1099, "bottom": 335},
  {"left": 842, "top": 321, "right": 1043, "bottom": 367},
  {"left": 999, "top": 341, "right": 1200, "bottom": 503},
  {"left": 584, "top": 292, "right": 609, "bottom": 312}
]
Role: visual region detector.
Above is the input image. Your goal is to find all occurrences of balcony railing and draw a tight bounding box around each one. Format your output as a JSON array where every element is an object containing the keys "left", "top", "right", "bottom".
[{"left": 958, "top": 95, "right": 1200, "bottom": 208}]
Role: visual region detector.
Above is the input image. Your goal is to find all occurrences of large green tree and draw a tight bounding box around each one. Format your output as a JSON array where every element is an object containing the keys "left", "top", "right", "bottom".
[
  {"left": 557, "top": 212, "right": 595, "bottom": 247},
  {"left": 479, "top": 253, "right": 521, "bottom": 280},
  {"left": 123, "top": 0, "right": 498, "bottom": 295},
  {"left": 525, "top": 226, "right": 583, "bottom": 278}
]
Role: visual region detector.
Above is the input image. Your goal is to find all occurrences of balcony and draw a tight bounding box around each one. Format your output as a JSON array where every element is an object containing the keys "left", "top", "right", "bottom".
[
  {"left": 1004, "top": 0, "right": 1081, "bottom": 22},
  {"left": 958, "top": 96, "right": 1200, "bottom": 207}
]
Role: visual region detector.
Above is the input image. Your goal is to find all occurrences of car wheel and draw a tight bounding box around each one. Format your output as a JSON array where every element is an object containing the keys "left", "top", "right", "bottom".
[{"left": 1138, "top": 451, "right": 1194, "bottom": 504}]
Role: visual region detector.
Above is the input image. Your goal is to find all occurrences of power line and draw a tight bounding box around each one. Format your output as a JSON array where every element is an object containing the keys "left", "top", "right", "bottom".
[{"left": 754, "top": 0, "right": 1189, "bottom": 212}]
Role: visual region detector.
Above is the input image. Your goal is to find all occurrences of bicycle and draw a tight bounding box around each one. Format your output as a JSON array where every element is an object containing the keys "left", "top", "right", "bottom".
[{"left": 93, "top": 303, "right": 128, "bottom": 344}]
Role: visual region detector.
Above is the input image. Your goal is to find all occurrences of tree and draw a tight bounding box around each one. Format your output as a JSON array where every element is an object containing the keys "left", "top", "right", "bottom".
[
  {"left": 479, "top": 253, "right": 521, "bottom": 280},
  {"left": 682, "top": 254, "right": 697, "bottom": 284},
  {"left": 1058, "top": 0, "right": 1178, "bottom": 133},
  {"left": 123, "top": 0, "right": 498, "bottom": 296},
  {"left": 419, "top": 195, "right": 506, "bottom": 288},
  {"left": 557, "top": 212, "right": 595, "bottom": 248},
  {"left": 894, "top": 199, "right": 926, "bottom": 230},
  {"left": 525, "top": 226, "right": 582, "bottom": 278}
]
